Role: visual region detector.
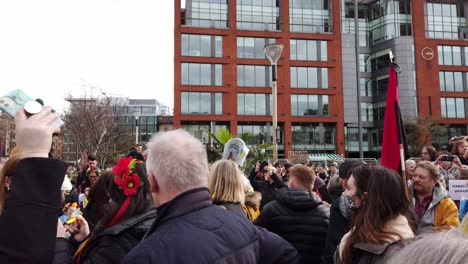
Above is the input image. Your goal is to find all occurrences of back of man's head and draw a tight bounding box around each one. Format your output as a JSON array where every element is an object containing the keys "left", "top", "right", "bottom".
[
  {"left": 146, "top": 129, "right": 208, "bottom": 196},
  {"left": 338, "top": 160, "right": 363, "bottom": 179},
  {"left": 289, "top": 165, "right": 315, "bottom": 191}
]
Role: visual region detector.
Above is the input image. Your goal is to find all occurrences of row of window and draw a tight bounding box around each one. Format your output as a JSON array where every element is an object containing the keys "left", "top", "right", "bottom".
[
  {"left": 181, "top": 63, "right": 331, "bottom": 88},
  {"left": 182, "top": 0, "right": 331, "bottom": 33},
  {"left": 181, "top": 121, "right": 336, "bottom": 151},
  {"left": 439, "top": 71, "right": 468, "bottom": 92},
  {"left": 180, "top": 92, "right": 330, "bottom": 117},
  {"left": 182, "top": 35, "right": 328, "bottom": 62},
  {"left": 426, "top": 2, "right": 466, "bottom": 39},
  {"left": 437, "top": 45, "right": 468, "bottom": 66},
  {"left": 441, "top": 97, "right": 467, "bottom": 119}
]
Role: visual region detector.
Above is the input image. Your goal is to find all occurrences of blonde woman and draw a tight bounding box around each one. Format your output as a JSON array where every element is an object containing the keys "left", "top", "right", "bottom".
[{"left": 208, "top": 160, "right": 245, "bottom": 216}]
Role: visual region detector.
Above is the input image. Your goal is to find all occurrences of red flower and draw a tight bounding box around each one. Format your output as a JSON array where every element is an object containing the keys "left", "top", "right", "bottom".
[
  {"left": 113, "top": 157, "right": 133, "bottom": 177},
  {"left": 121, "top": 174, "right": 140, "bottom": 196}
]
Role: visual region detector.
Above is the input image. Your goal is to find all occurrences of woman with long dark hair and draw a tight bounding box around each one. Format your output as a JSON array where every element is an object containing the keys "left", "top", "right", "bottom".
[
  {"left": 335, "top": 165, "right": 415, "bottom": 264},
  {"left": 55, "top": 157, "right": 155, "bottom": 264},
  {"left": 421, "top": 145, "right": 437, "bottom": 162}
]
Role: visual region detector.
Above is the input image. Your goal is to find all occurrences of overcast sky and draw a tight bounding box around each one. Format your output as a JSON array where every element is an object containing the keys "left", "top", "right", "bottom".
[{"left": 0, "top": 0, "right": 174, "bottom": 112}]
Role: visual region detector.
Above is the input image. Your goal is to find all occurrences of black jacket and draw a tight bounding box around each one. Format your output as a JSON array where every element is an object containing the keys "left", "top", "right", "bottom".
[
  {"left": 54, "top": 207, "right": 156, "bottom": 264},
  {"left": 321, "top": 197, "right": 350, "bottom": 264},
  {"left": 248, "top": 170, "right": 285, "bottom": 210},
  {"left": 0, "top": 158, "right": 66, "bottom": 264},
  {"left": 123, "top": 188, "right": 299, "bottom": 264},
  {"left": 255, "top": 188, "right": 330, "bottom": 264}
]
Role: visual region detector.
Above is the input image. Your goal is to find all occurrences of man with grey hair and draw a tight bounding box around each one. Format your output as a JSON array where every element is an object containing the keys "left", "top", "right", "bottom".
[
  {"left": 123, "top": 129, "right": 299, "bottom": 263},
  {"left": 410, "top": 161, "right": 459, "bottom": 234}
]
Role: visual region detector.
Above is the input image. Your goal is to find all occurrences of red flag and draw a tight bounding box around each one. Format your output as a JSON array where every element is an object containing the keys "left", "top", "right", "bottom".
[{"left": 381, "top": 64, "right": 407, "bottom": 173}]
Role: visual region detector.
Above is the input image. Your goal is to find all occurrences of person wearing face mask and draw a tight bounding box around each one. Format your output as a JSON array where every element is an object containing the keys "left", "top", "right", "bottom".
[
  {"left": 320, "top": 160, "right": 363, "bottom": 264},
  {"left": 335, "top": 166, "right": 415, "bottom": 264}
]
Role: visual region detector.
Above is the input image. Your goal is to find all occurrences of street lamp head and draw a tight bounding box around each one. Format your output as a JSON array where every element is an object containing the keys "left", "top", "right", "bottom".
[{"left": 264, "top": 44, "right": 284, "bottom": 65}]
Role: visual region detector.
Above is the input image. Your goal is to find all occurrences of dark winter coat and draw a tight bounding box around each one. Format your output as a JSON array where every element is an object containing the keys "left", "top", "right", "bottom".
[
  {"left": 0, "top": 158, "right": 66, "bottom": 264},
  {"left": 254, "top": 188, "right": 330, "bottom": 264},
  {"left": 213, "top": 201, "right": 246, "bottom": 217},
  {"left": 248, "top": 170, "right": 286, "bottom": 210},
  {"left": 54, "top": 207, "right": 157, "bottom": 264},
  {"left": 321, "top": 197, "right": 350, "bottom": 264},
  {"left": 333, "top": 240, "right": 408, "bottom": 264},
  {"left": 123, "top": 187, "right": 300, "bottom": 264}
]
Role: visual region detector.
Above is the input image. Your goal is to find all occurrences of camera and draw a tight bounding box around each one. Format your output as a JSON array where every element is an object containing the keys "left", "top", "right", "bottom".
[{"left": 441, "top": 156, "right": 455, "bottom": 162}]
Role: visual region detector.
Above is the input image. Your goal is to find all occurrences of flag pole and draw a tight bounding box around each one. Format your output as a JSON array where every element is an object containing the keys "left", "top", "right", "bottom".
[{"left": 390, "top": 50, "right": 410, "bottom": 201}]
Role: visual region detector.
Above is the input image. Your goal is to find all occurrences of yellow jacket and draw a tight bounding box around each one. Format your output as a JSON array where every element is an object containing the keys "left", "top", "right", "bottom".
[{"left": 434, "top": 197, "right": 460, "bottom": 231}]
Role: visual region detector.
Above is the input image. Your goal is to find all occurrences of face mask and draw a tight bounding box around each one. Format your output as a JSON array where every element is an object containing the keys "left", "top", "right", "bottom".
[{"left": 339, "top": 193, "right": 355, "bottom": 220}]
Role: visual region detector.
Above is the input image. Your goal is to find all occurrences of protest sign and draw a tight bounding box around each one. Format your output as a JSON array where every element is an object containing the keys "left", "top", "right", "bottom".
[
  {"left": 449, "top": 180, "right": 468, "bottom": 201},
  {"left": 288, "top": 151, "right": 309, "bottom": 164},
  {"left": 223, "top": 138, "right": 249, "bottom": 166}
]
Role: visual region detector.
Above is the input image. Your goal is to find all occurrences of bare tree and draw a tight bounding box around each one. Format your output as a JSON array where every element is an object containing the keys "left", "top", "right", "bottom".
[
  {"left": 404, "top": 116, "right": 447, "bottom": 156},
  {"left": 64, "top": 91, "right": 134, "bottom": 167}
]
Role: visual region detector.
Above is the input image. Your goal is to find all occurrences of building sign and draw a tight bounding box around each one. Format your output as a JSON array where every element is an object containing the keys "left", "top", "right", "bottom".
[
  {"left": 421, "top": 47, "right": 434, "bottom": 61},
  {"left": 449, "top": 180, "right": 468, "bottom": 201},
  {"left": 288, "top": 151, "right": 309, "bottom": 164}
]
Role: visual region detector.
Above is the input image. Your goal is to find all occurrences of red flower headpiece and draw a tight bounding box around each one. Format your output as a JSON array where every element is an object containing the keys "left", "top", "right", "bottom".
[
  {"left": 107, "top": 157, "right": 144, "bottom": 227},
  {"left": 112, "top": 157, "right": 143, "bottom": 196}
]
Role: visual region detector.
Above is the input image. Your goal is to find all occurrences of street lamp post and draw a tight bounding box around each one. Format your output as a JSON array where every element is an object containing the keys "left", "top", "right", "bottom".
[
  {"left": 134, "top": 114, "right": 140, "bottom": 144},
  {"left": 264, "top": 44, "right": 284, "bottom": 162}
]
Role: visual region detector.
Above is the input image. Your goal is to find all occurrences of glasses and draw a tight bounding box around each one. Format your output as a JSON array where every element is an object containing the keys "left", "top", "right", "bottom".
[{"left": 89, "top": 176, "right": 99, "bottom": 180}]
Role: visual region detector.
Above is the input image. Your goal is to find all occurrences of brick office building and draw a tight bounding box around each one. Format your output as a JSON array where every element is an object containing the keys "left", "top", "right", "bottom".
[{"left": 174, "top": 0, "right": 468, "bottom": 159}]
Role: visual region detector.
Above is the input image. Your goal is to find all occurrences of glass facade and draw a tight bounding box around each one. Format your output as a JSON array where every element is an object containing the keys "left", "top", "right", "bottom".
[
  {"left": 438, "top": 45, "right": 466, "bottom": 65},
  {"left": 290, "top": 0, "right": 331, "bottom": 33},
  {"left": 290, "top": 39, "right": 327, "bottom": 61},
  {"left": 439, "top": 71, "right": 467, "bottom": 92},
  {"left": 181, "top": 92, "right": 223, "bottom": 115},
  {"left": 236, "top": 0, "right": 281, "bottom": 31},
  {"left": 181, "top": 121, "right": 228, "bottom": 144},
  {"left": 181, "top": 63, "right": 223, "bottom": 86},
  {"left": 441, "top": 97, "right": 467, "bottom": 118},
  {"left": 426, "top": 0, "right": 466, "bottom": 39},
  {"left": 342, "top": 0, "right": 412, "bottom": 46},
  {"left": 237, "top": 37, "right": 275, "bottom": 59},
  {"left": 237, "top": 93, "right": 272, "bottom": 115},
  {"left": 115, "top": 116, "right": 157, "bottom": 143},
  {"left": 291, "top": 94, "right": 329, "bottom": 116},
  {"left": 237, "top": 65, "right": 271, "bottom": 87},
  {"left": 182, "top": 0, "right": 229, "bottom": 28},
  {"left": 292, "top": 122, "right": 336, "bottom": 152},
  {"left": 433, "top": 125, "right": 468, "bottom": 150},
  {"left": 238, "top": 122, "right": 284, "bottom": 147},
  {"left": 182, "top": 34, "right": 222, "bottom": 57},
  {"left": 291, "top": 67, "right": 328, "bottom": 89}
]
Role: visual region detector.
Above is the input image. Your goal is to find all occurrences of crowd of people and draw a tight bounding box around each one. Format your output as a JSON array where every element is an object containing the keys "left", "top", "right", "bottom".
[{"left": 0, "top": 106, "right": 468, "bottom": 263}]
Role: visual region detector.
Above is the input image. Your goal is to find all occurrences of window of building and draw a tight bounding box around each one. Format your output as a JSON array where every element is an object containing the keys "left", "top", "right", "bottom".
[
  {"left": 361, "top": 103, "right": 374, "bottom": 122},
  {"left": 181, "top": 0, "right": 229, "bottom": 29},
  {"left": 237, "top": 37, "right": 275, "bottom": 59},
  {"left": 237, "top": 122, "right": 284, "bottom": 146},
  {"left": 181, "top": 63, "right": 222, "bottom": 86},
  {"left": 181, "top": 92, "right": 223, "bottom": 115},
  {"left": 438, "top": 45, "right": 465, "bottom": 65},
  {"left": 432, "top": 125, "right": 468, "bottom": 151},
  {"left": 290, "top": 0, "right": 331, "bottom": 33},
  {"left": 441, "top": 97, "right": 466, "bottom": 118},
  {"left": 237, "top": 65, "right": 271, "bottom": 87},
  {"left": 181, "top": 121, "right": 229, "bottom": 144},
  {"left": 237, "top": 93, "right": 272, "bottom": 115},
  {"left": 345, "top": 127, "right": 370, "bottom": 152},
  {"left": 426, "top": 0, "right": 466, "bottom": 39},
  {"left": 372, "top": 101, "right": 387, "bottom": 121},
  {"left": 292, "top": 122, "right": 336, "bottom": 152},
  {"left": 236, "top": 0, "right": 281, "bottom": 31},
  {"left": 291, "top": 94, "right": 329, "bottom": 116},
  {"left": 439, "top": 71, "right": 466, "bottom": 92},
  {"left": 290, "top": 40, "right": 327, "bottom": 61},
  {"left": 291, "top": 67, "right": 328, "bottom": 88},
  {"left": 182, "top": 34, "right": 222, "bottom": 57}
]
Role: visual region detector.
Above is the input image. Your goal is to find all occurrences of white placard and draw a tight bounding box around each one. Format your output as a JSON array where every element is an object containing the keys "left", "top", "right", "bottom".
[
  {"left": 223, "top": 138, "right": 249, "bottom": 167},
  {"left": 449, "top": 180, "right": 468, "bottom": 201}
]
